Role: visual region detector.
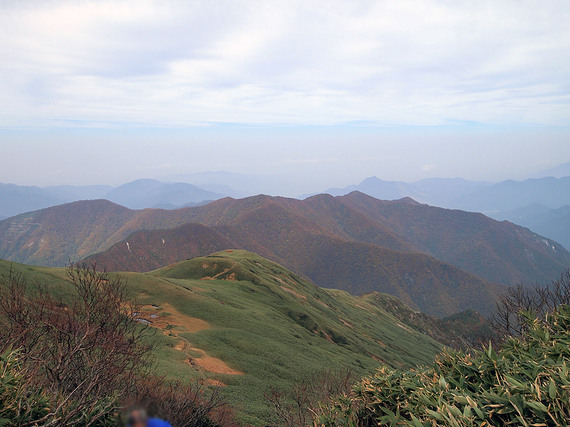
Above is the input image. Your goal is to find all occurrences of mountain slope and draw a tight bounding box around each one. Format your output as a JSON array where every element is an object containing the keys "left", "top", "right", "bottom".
[
  {"left": 289, "top": 236, "right": 501, "bottom": 316},
  {"left": 0, "top": 251, "right": 445, "bottom": 425},
  {"left": 450, "top": 176, "right": 570, "bottom": 213},
  {"left": 105, "top": 179, "right": 224, "bottom": 209},
  {"left": 0, "top": 200, "right": 134, "bottom": 266},
  {"left": 199, "top": 201, "right": 502, "bottom": 316},
  {"left": 322, "top": 176, "right": 491, "bottom": 207},
  {"left": 339, "top": 192, "right": 570, "bottom": 285},
  {"left": 84, "top": 222, "right": 235, "bottom": 271},
  {"left": 501, "top": 205, "right": 570, "bottom": 251},
  {"left": 273, "top": 193, "right": 416, "bottom": 253},
  {"left": 106, "top": 192, "right": 569, "bottom": 286}
]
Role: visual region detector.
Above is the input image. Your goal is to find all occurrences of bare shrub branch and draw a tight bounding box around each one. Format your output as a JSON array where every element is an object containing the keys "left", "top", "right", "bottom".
[
  {"left": 127, "top": 376, "right": 237, "bottom": 427},
  {"left": 0, "top": 264, "right": 154, "bottom": 425},
  {"left": 490, "top": 269, "right": 570, "bottom": 339},
  {"left": 265, "top": 368, "right": 355, "bottom": 426}
]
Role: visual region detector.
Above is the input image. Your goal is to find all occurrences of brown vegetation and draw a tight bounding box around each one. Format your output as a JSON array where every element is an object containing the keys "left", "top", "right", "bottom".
[
  {"left": 0, "top": 264, "right": 233, "bottom": 426},
  {"left": 136, "top": 302, "right": 211, "bottom": 333},
  {"left": 490, "top": 269, "right": 570, "bottom": 339},
  {"left": 265, "top": 368, "right": 355, "bottom": 427},
  {"left": 135, "top": 302, "right": 243, "bottom": 376},
  {"left": 0, "top": 264, "right": 153, "bottom": 425},
  {"left": 126, "top": 376, "right": 237, "bottom": 427}
]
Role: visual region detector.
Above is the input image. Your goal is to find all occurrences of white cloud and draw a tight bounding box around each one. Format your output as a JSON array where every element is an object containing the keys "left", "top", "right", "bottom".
[{"left": 0, "top": 0, "right": 569, "bottom": 128}]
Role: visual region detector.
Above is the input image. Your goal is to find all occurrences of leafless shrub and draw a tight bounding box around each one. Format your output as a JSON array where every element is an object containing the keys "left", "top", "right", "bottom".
[
  {"left": 0, "top": 264, "right": 154, "bottom": 425},
  {"left": 127, "top": 376, "right": 238, "bottom": 427},
  {"left": 265, "top": 368, "right": 355, "bottom": 427},
  {"left": 490, "top": 269, "right": 570, "bottom": 339}
]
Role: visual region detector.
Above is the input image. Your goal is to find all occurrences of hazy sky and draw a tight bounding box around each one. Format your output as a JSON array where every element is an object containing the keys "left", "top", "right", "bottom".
[{"left": 1, "top": 0, "right": 569, "bottom": 192}]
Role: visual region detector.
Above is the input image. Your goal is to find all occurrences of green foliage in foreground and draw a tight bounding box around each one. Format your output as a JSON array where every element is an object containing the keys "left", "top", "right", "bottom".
[
  {"left": 319, "top": 306, "right": 570, "bottom": 426},
  {"left": 0, "top": 350, "right": 50, "bottom": 426},
  {"left": 0, "top": 350, "right": 118, "bottom": 426}
]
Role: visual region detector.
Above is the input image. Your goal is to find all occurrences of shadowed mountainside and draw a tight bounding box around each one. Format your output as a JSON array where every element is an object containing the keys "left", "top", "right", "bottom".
[{"left": 337, "top": 192, "right": 570, "bottom": 285}]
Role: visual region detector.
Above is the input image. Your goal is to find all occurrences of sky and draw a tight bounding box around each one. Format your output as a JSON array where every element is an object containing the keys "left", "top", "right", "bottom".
[{"left": 1, "top": 0, "right": 569, "bottom": 193}]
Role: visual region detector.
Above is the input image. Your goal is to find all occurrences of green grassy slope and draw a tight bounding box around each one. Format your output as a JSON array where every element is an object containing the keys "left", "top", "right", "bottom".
[{"left": 0, "top": 251, "right": 444, "bottom": 425}]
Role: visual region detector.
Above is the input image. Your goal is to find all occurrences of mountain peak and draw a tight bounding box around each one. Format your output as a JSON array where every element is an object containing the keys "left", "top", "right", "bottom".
[
  {"left": 531, "top": 162, "right": 570, "bottom": 179},
  {"left": 361, "top": 176, "right": 386, "bottom": 184},
  {"left": 397, "top": 196, "right": 422, "bottom": 205},
  {"left": 32, "top": 198, "right": 131, "bottom": 215}
]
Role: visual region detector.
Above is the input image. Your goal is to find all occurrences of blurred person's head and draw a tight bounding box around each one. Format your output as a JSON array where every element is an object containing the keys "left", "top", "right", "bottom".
[{"left": 127, "top": 407, "right": 148, "bottom": 427}]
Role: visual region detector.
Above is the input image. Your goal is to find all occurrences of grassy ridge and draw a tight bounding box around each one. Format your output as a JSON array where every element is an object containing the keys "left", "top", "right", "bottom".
[{"left": 0, "top": 251, "right": 444, "bottom": 425}]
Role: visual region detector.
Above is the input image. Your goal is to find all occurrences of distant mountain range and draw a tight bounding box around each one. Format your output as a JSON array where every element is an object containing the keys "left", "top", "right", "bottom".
[
  {"left": 493, "top": 204, "right": 570, "bottom": 251},
  {"left": 3, "top": 169, "right": 570, "bottom": 248},
  {"left": 321, "top": 177, "right": 491, "bottom": 208},
  {"left": 319, "top": 175, "right": 570, "bottom": 249},
  {"left": 104, "top": 179, "right": 222, "bottom": 209},
  {"left": 3, "top": 165, "right": 570, "bottom": 228},
  {"left": 0, "top": 183, "right": 67, "bottom": 221},
  {"left": 322, "top": 176, "right": 570, "bottom": 213},
  {"left": 450, "top": 177, "right": 570, "bottom": 214},
  {"left": 0, "top": 179, "right": 224, "bottom": 219},
  {"left": 531, "top": 161, "right": 570, "bottom": 179},
  {"left": 2, "top": 192, "right": 569, "bottom": 316}
]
